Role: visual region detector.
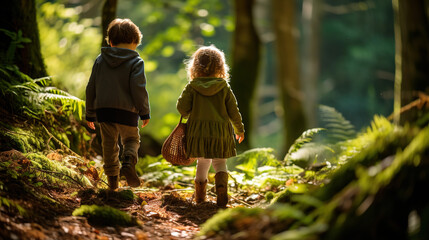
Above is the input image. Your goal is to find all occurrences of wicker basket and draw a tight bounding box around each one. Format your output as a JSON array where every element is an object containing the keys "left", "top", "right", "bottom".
[{"left": 161, "top": 117, "right": 194, "bottom": 166}]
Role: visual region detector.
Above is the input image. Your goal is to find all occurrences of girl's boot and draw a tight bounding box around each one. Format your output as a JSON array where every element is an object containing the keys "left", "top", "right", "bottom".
[
  {"left": 215, "top": 171, "right": 228, "bottom": 207},
  {"left": 195, "top": 179, "right": 207, "bottom": 203}
]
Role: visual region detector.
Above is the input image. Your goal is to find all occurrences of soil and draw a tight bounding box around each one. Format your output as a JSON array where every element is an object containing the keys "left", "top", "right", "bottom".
[{"left": 0, "top": 150, "right": 263, "bottom": 240}]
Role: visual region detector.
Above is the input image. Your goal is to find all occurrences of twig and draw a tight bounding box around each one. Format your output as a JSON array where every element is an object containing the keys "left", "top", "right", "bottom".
[
  {"left": 229, "top": 194, "right": 252, "bottom": 207},
  {"left": 40, "top": 124, "right": 81, "bottom": 158},
  {"left": 30, "top": 167, "right": 85, "bottom": 188},
  {"left": 387, "top": 92, "right": 429, "bottom": 120}
]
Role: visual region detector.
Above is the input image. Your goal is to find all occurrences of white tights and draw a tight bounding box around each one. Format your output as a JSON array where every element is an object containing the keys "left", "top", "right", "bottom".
[{"left": 195, "top": 158, "right": 227, "bottom": 182}]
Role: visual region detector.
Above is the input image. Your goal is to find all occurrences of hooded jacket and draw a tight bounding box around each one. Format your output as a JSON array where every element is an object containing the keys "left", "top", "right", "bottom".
[
  {"left": 177, "top": 77, "right": 244, "bottom": 158},
  {"left": 85, "top": 47, "right": 150, "bottom": 126}
]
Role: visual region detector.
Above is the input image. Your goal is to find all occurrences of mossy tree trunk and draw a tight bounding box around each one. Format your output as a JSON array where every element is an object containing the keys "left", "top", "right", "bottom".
[
  {"left": 230, "top": 0, "right": 261, "bottom": 151},
  {"left": 392, "top": 0, "right": 429, "bottom": 124},
  {"left": 0, "top": 0, "right": 47, "bottom": 79},
  {"left": 101, "top": 0, "right": 118, "bottom": 47},
  {"left": 272, "top": 0, "right": 307, "bottom": 154}
]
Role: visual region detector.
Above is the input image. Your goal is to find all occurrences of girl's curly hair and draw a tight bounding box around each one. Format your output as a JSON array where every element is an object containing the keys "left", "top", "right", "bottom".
[{"left": 186, "top": 45, "right": 230, "bottom": 80}]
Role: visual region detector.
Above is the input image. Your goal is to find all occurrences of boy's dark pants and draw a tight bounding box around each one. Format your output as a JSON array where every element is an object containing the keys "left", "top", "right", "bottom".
[{"left": 99, "top": 122, "right": 140, "bottom": 177}]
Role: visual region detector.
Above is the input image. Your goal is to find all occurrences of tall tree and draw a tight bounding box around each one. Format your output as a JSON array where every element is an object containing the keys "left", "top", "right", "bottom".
[
  {"left": 301, "top": 0, "right": 322, "bottom": 127},
  {"left": 0, "top": 0, "right": 47, "bottom": 78},
  {"left": 230, "top": 0, "right": 261, "bottom": 151},
  {"left": 101, "top": 0, "right": 118, "bottom": 47},
  {"left": 392, "top": 0, "right": 429, "bottom": 124},
  {"left": 272, "top": 0, "right": 307, "bottom": 153}
]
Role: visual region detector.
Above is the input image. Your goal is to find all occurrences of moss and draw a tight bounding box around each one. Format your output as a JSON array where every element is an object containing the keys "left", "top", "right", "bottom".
[
  {"left": 265, "top": 191, "right": 275, "bottom": 201},
  {"left": 72, "top": 204, "right": 138, "bottom": 227},
  {"left": 26, "top": 152, "right": 92, "bottom": 187},
  {"left": 271, "top": 184, "right": 308, "bottom": 204},
  {"left": 199, "top": 207, "right": 263, "bottom": 236},
  {"left": 0, "top": 122, "right": 48, "bottom": 153},
  {"left": 97, "top": 189, "right": 136, "bottom": 202}
]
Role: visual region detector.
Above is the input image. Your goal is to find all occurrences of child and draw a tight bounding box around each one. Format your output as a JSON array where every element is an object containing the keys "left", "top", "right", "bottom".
[
  {"left": 177, "top": 45, "right": 245, "bottom": 207},
  {"left": 85, "top": 18, "right": 150, "bottom": 190}
]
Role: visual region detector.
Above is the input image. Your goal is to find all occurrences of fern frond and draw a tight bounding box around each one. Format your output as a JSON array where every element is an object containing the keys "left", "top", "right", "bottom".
[
  {"left": 286, "top": 128, "right": 325, "bottom": 156},
  {"left": 318, "top": 105, "right": 356, "bottom": 143},
  {"left": 33, "top": 76, "right": 52, "bottom": 87},
  {"left": 229, "top": 148, "right": 280, "bottom": 178},
  {"left": 38, "top": 87, "right": 85, "bottom": 120}
]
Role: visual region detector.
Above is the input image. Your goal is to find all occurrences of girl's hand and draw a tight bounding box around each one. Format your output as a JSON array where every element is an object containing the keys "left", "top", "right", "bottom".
[
  {"left": 235, "top": 133, "right": 244, "bottom": 144},
  {"left": 141, "top": 119, "right": 150, "bottom": 128},
  {"left": 87, "top": 121, "right": 95, "bottom": 130}
]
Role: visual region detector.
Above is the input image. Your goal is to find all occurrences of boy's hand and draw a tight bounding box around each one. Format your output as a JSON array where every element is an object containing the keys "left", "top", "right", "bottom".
[
  {"left": 235, "top": 133, "right": 244, "bottom": 144},
  {"left": 141, "top": 119, "right": 150, "bottom": 128},
  {"left": 87, "top": 121, "right": 95, "bottom": 130}
]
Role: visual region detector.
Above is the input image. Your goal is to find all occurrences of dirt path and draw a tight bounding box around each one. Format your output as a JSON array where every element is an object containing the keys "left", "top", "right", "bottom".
[
  {"left": 0, "top": 150, "right": 263, "bottom": 240},
  {"left": 0, "top": 150, "right": 265, "bottom": 240},
  {"left": 1, "top": 186, "right": 225, "bottom": 240}
]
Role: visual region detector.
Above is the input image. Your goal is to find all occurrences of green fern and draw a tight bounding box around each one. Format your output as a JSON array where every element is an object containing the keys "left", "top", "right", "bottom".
[
  {"left": 228, "top": 148, "right": 280, "bottom": 178},
  {"left": 1, "top": 67, "right": 85, "bottom": 120},
  {"left": 318, "top": 105, "right": 356, "bottom": 143},
  {"left": 283, "top": 104, "right": 357, "bottom": 168},
  {"left": 286, "top": 128, "right": 325, "bottom": 155},
  {"left": 39, "top": 87, "right": 85, "bottom": 120}
]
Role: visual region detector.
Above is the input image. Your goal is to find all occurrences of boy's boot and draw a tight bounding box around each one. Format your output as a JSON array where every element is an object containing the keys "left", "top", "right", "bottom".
[
  {"left": 215, "top": 171, "right": 228, "bottom": 207},
  {"left": 107, "top": 175, "right": 118, "bottom": 190},
  {"left": 120, "top": 155, "right": 140, "bottom": 187},
  {"left": 194, "top": 179, "right": 207, "bottom": 204}
]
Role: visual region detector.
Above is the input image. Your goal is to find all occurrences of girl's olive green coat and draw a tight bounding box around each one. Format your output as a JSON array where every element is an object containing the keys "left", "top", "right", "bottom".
[{"left": 177, "top": 77, "right": 244, "bottom": 158}]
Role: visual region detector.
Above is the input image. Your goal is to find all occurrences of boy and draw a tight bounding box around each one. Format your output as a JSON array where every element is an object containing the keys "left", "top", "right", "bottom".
[{"left": 85, "top": 18, "right": 150, "bottom": 190}]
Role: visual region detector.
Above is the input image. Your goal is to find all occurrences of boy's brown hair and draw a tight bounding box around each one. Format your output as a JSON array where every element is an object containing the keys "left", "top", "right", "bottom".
[{"left": 105, "top": 18, "right": 142, "bottom": 46}]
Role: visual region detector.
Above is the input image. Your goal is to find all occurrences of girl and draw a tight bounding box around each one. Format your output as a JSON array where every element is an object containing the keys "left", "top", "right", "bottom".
[{"left": 177, "top": 45, "right": 245, "bottom": 207}]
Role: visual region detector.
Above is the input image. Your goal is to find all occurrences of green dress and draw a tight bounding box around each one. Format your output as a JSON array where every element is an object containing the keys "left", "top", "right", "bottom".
[{"left": 176, "top": 77, "right": 244, "bottom": 159}]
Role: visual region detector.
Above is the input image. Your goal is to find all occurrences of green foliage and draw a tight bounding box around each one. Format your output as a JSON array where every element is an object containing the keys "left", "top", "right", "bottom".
[
  {"left": 0, "top": 124, "right": 47, "bottom": 152},
  {"left": 72, "top": 204, "right": 138, "bottom": 227},
  {"left": 199, "top": 207, "right": 264, "bottom": 236},
  {"left": 136, "top": 155, "right": 195, "bottom": 187},
  {"left": 199, "top": 115, "right": 429, "bottom": 239},
  {"left": 0, "top": 196, "right": 27, "bottom": 216},
  {"left": 228, "top": 148, "right": 280, "bottom": 178},
  {"left": 26, "top": 153, "right": 92, "bottom": 188},
  {"left": 37, "top": 1, "right": 101, "bottom": 98},
  {"left": 0, "top": 65, "right": 89, "bottom": 155},
  {"left": 0, "top": 29, "right": 32, "bottom": 64},
  {"left": 285, "top": 105, "right": 356, "bottom": 168},
  {"left": 270, "top": 184, "right": 309, "bottom": 204},
  {"left": 286, "top": 128, "right": 326, "bottom": 155},
  {"left": 0, "top": 66, "right": 85, "bottom": 121},
  {"left": 140, "top": 73, "right": 187, "bottom": 141},
  {"left": 317, "top": 105, "right": 356, "bottom": 143}
]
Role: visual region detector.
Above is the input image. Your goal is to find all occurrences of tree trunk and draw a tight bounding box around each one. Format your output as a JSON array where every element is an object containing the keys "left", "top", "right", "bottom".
[
  {"left": 101, "top": 0, "right": 118, "bottom": 47},
  {"left": 272, "top": 0, "right": 307, "bottom": 154},
  {"left": 392, "top": 0, "right": 429, "bottom": 124},
  {"left": 301, "top": 0, "right": 321, "bottom": 128},
  {"left": 0, "top": 0, "right": 47, "bottom": 79},
  {"left": 230, "top": 0, "right": 261, "bottom": 151}
]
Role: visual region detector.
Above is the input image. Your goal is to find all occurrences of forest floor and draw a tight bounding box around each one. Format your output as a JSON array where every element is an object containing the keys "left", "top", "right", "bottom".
[{"left": 0, "top": 150, "right": 266, "bottom": 240}]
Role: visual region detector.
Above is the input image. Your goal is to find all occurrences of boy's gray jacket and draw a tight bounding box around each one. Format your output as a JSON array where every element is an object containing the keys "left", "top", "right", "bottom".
[{"left": 85, "top": 47, "right": 150, "bottom": 126}]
